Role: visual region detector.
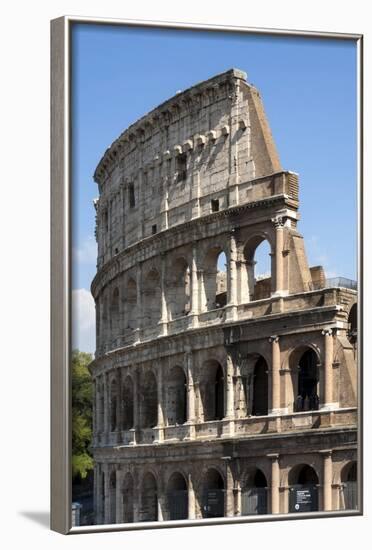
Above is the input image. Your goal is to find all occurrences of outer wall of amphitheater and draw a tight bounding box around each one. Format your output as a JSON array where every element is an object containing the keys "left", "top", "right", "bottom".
[{"left": 89, "top": 69, "right": 358, "bottom": 525}]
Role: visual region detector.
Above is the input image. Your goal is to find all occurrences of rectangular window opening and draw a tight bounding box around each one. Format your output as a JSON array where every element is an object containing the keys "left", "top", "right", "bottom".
[
  {"left": 129, "top": 183, "right": 135, "bottom": 208},
  {"left": 211, "top": 199, "right": 220, "bottom": 212}
]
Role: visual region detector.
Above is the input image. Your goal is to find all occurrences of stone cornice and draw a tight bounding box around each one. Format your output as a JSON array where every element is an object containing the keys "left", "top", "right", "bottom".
[
  {"left": 91, "top": 189, "right": 298, "bottom": 298},
  {"left": 94, "top": 68, "right": 248, "bottom": 186}
]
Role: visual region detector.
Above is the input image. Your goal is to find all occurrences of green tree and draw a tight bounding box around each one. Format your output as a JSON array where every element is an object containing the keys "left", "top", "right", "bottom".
[{"left": 72, "top": 349, "right": 94, "bottom": 480}]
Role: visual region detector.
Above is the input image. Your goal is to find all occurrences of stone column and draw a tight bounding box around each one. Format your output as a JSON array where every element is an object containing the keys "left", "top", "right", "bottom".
[
  {"left": 132, "top": 367, "right": 140, "bottom": 445},
  {"left": 225, "top": 350, "right": 235, "bottom": 421},
  {"left": 188, "top": 472, "right": 196, "bottom": 519},
  {"left": 268, "top": 453, "right": 280, "bottom": 514},
  {"left": 92, "top": 379, "right": 97, "bottom": 444},
  {"left": 322, "top": 329, "right": 334, "bottom": 408},
  {"left": 116, "top": 368, "right": 123, "bottom": 442},
  {"left": 225, "top": 460, "right": 235, "bottom": 517},
  {"left": 156, "top": 365, "right": 164, "bottom": 443},
  {"left": 189, "top": 243, "right": 199, "bottom": 328},
  {"left": 185, "top": 350, "right": 196, "bottom": 424},
  {"left": 159, "top": 253, "right": 168, "bottom": 336},
  {"left": 272, "top": 216, "right": 285, "bottom": 296},
  {"left": 226, "top": 230, "right": 238, "bottom": 321},
  {"left": 269, "top": 336, "right": 281, "bottom": 415},
  {"left": 321, "top": 450, "right": 333, "bottom": 511}
]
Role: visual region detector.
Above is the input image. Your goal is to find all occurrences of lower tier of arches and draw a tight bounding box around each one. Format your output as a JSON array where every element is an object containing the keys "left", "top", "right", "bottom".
[{"left": 93, "top": 451, "right": 358, "bottom": 525}]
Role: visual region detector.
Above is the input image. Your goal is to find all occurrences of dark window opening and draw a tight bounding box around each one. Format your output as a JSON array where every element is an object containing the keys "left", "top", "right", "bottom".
[
  {"left": 176, "top": 153, "right": 187, "bottom": 182},
  {"left": 295, "top": 349, "right": 319, "bottom": 412},
  {"left": 129, "top": 183, "right": 135, "bottom": 208},
  {"left": 215, "top": 366, "right": 224, "bottom": 420},
  {"left": 211, "top": 199, "right": 220, "bottom": 212},
  {"left": 252, "top": 357, "right": 268, "bottom": 416},
  {"left": 114, "top": 247, "right": 119, "bottom": 255},
  {"left": 152, "top": 224, "right": 157, "bottom": 235}
]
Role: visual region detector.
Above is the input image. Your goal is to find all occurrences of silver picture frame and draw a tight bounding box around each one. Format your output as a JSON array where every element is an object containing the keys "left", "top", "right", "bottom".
[{"left": 51, "top": 15, "right": 363, "bottom": 534}]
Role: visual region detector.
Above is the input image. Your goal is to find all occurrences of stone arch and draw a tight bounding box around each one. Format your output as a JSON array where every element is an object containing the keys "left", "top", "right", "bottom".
[
  {"left": 167, "top": 256, "right": 191, "bottom": 320},
  {"left": 140, "top": 371, "right": 158, "bottom": 429},
  {"left": 140, "top": 471, "right": 158, "bottom": 521},
  {"left": 288, "top": 345, "right": 321, "bottom": 413},
  {"left": 121, "top": 472, "right": 134, "bottom": 523},
  {"left": 124, "top": 277, "right": 137, "bottom": 333},
  {"left": 200, "top": 360, "right": 224, "bottom": 421},
  {"left": 241, "top": 467, "right": 268, "bottom": 515},
  {"left": 348, "top": 303, "right": 357, "bottom": 345},
  {"left": 288, "top": 464, "right": 319, "bottom": 513},
  {"left": 109, "top": 470, "right": 117, "bottom": 523},
  {"left": 201, "top": 468, "right": 225, "bottom": 518},
  {"left": 241, "top": 233, "right": 274, "bottom": 302},
  {"left": 142, "top": 268, "right": 161, "bottom": 328},
  {"left": 166, "top": 471, "right": 188, "bottom": 520},
  {"left": 122, "top": 375, "right": 134, "bottom": 430},
  {"left": 251, "top": 356, "right": 269, "bottom": 416},
  {"left": 340, "top": 461, "right": 357, "bottom": 510},
  {"left": 110, "top": 378, "right": 118, "bottom": 432},
  {"left": 166, "top": 365, "right": 187, "bottom": 426},
  {"left": 202, "top": 245, "right": 228, "bottom": 311}
]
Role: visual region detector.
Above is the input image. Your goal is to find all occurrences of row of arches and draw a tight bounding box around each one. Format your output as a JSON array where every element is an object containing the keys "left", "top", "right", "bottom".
[
  {"left": 99, "top": 236, "right": 274, "bottom": 340},
  {"left": 96, "top": 347, "right": 323, "bottom": 436},
  {"left": 98, "top": 460, "right": 357, "bottom": 524}
]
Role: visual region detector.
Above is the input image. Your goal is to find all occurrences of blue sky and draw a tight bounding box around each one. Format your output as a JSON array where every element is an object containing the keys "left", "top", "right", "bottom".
[{"left": 71, "top": 23, "right": 357, "bottom": 353}]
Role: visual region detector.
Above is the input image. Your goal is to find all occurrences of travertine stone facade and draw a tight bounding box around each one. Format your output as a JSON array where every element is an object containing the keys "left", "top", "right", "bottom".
[{"left": 89, "top": 69, "right": 358, "bottom": 525}]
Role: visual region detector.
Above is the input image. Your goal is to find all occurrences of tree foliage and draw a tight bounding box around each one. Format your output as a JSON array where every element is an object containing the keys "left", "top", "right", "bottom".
[{"left": 72, "top": 349, "right": 94, "bottom": 480}]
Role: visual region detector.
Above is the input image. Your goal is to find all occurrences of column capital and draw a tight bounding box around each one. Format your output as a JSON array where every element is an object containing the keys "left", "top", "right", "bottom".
[
  {"left": 269, "top": 335, "right": 280, "bottom": 343},
  {"left": 322, "top": 328, "right": 334, "bottom": 337},
  {"left": 271, "top": 216, "right": 284, "bottom": 228},
  {"left": 319, "top": 449, "right": 333, "bottom": 457},
  {"left": 267, "top": 453, "right": 280, "bottom": 461}
]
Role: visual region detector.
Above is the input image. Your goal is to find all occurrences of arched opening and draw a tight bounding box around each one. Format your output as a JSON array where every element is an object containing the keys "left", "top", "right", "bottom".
[
  {"left": 202, "top": 469, "right": 225, "bottom": 518},
  {"left": 216, "top": 251, "right": 227, "bottom": 309},
  {"left": 122, "top": 473, "right": 134, "bottom": 523},
  {"left": 110, "top": 287, "right": 120, "bottom": 338},
  {"left": 167, "top": 472, "right": 188, "bottom": 520},
  {"left": 295, "top": 349, "right": 319, "bottom": 412},
  {"left": 241, "top": 469, "right": 268, "bottom": 515},
  {"left": 168, "top": 257, "right": 191, "bottom": 320},
  {"left": 167, "top": 366, "right": 187, "bottom": 425},
  {"left": 141, "top": 371, "right": 158, "bottom": 429},
  {"left": 141, "top": 472, "right": 158, "bottom": 522},
  {"left": 341, "top": 461, "right": 357, "bottom": 510},
  {"left": 122, "top": 376, "right": 134, "bottom": 430},
  {"left": 201, "top": 361, "right": 224, "bottom": 421},
  {"left": 288, "top": 464, "right": 319, "bottom": 513},
  {"left": 348, "top": 303, "right": 357, "bottom": 346},
  {"left": 109, "top": 471, "right": 116, "bottom": 523},
  {"left": 203, "top": 247, "right": 227, "bottom": 311},
  {"left": 252, "top": 357, "right": 268, "bottom": 416},
  {"left": 124, "top": 278, "right": 137, "bottom": 333},
  {"left": 110, "top": 379, "right": 118, "bottom": 432},
  {"left": 243, "top": 236, "right": 272, "bottom": 302},
  {"left": 143, "top": 268, "right": 161, "bottom": 328}
]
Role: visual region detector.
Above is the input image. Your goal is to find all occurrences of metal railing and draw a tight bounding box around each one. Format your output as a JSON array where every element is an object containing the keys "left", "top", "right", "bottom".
[{"left": 324, "top": 277, "right": 357, "bottom": 290}]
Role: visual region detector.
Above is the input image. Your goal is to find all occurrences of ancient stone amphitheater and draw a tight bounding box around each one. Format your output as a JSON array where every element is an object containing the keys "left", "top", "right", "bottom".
[{"left": 89, "top": 69, "right": 358, "bottom": 525}]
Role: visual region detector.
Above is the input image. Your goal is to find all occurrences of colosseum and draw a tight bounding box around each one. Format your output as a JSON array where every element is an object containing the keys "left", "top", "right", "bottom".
[{"left": 89, "top": 68, "right": 358, "bottom": 525}]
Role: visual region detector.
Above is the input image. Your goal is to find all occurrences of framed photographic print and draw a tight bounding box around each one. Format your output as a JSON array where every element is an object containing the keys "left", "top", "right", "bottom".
[{"left": 51, "top": 15, "right": 362, "bottom": 534}]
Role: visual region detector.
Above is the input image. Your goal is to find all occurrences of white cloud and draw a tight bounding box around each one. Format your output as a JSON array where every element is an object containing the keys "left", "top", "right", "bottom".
[
  {"left": 73, "top": 237, "right": 97, "bottom": 265},
  {"left": 72, "top": 288, "right": 96, "bottom": 353}
]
